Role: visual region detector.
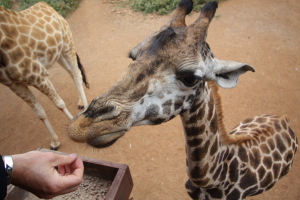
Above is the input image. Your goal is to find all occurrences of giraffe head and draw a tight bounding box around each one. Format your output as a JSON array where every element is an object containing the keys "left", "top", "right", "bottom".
[{"left": 68, "top": 0, "right": 255, "bottom": 147}]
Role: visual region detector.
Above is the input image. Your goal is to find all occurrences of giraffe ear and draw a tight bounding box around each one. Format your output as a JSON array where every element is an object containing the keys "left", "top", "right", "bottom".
[{"left": 207, "top": 59, "right": 255, "bottom": 89}]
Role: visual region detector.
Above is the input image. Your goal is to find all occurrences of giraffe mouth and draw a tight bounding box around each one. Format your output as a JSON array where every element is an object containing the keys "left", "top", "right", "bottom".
[{"left": 87, "top": 131, "right": 126, "bottom": 148}]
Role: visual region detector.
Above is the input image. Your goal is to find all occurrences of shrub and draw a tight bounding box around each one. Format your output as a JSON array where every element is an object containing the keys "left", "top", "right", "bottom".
[
  {"left": 0, "top": 0, "right": 14, "bottom": 9},
  {"left": 0, "top": 0, "right": 80, "bottom": 17},
  {"left": 20, "top": 0, "right": 81, "bottom": 17},
  {"left": 116, "top": 0, "right": 224, "bottom": 15}
]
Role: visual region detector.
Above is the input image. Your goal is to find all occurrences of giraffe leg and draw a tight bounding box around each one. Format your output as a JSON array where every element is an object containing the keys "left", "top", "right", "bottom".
[
  {"left": 57, "top": 54, "right": 88, "bottom": 109},
  {"left": 32, "top": 78, "right": 73, "bottom": 120},
  {"left": 8, "top": 83, "right": 61, "bottom": 150}
]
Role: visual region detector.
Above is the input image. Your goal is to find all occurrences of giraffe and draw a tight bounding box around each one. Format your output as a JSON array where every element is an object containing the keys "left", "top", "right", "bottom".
[
  {"left": 68, "top": 0, "right": 298, "bottom": 199},
  {"left": 0, "top": 2, "right": 89, "bottom": 150}
]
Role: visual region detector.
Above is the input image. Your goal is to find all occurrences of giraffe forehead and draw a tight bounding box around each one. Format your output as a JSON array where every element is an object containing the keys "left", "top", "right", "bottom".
[{"left": 130, "top": 25, "right": 207, "bottom": 64}]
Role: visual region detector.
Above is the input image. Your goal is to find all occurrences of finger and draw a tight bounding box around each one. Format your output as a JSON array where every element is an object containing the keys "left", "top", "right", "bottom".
[
  {"left": 64, "top": 164, "right": 72, "bottom": 175},
  {"left": 58, "top": 158, "right": 84, "bottom": 186},
  {"left": 58, "top": 172, "right": 83, "bottom": 189},
  {"left": 50, "top": 153, "right": 78, "bottom": 167},
  {"left": 58, "top": 165, "right": 72, "bottom": 175},
  {"left": 71, "top": 158, "right": 84, "bottom": 178},
  {"left": 58, "top": 165, "right": 66, "bottom": 175}
]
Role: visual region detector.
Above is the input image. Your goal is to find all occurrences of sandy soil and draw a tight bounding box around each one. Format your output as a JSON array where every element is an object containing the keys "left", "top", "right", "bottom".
[{"left": 0, "top": 0, "right": 300, "bottom": 199}]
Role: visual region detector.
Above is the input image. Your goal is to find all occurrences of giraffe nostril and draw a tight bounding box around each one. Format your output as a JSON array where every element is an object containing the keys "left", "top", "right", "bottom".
[
  {"left": 84, "top": 109, "right": 94, "bottom": 117},
  {"left": 84, "top": 104, "right": 115, "bottom": 119}
]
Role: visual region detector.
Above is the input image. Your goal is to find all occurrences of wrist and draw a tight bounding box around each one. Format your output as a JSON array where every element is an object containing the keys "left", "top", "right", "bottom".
[{"left": 3, "top": 155, "right": 13, "bottom": 185}]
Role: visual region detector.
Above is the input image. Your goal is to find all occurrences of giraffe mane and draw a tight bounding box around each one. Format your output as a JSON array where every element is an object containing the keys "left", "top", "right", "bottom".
[{"left": 209, "top": 81, "right": 250, "bottom": 145}]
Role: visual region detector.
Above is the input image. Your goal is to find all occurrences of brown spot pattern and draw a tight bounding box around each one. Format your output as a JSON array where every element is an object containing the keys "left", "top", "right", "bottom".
[
  {"left": 7, "top": 66, "right": 21, "bottom": 80},
  {"left": 31, "top": 26, "right": 46, "bottom": 40},
  {"left": 9, "top": 47, "right": 24, "bottom": 64},
  {"left": 0, "top": 50, "right": 9, "bottom": 67},
  {"left": 1, "top": 37, "right": 17, "bottom": 50},
  {"left": 263, "top": 156, "right": 273, "bottom": 169},
  {"left": 46, "top": 36, "right": 56, "bottom": 47},
  {"left": 249, "top": 148, "right": 261, "bottom": 169}
]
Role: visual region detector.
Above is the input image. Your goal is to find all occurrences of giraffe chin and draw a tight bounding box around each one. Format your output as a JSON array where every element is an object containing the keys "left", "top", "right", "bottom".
[{"left": 87, "top": 131, "right": 126, "bottom": 148}]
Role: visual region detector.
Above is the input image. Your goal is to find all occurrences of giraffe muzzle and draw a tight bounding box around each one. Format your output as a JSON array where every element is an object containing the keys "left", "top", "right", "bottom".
[
  {"left": 86, "top": 131, "right": 126, "bottom": 148},
  {"left": 68, "top": 102, "right": 133, "bottom": 147}
]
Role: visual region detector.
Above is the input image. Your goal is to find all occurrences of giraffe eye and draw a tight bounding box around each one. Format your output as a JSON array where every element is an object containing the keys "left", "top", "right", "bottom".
[
  {"left": 180, "top": 75, "right": 202, "bottom": 87},
  {"left": 176, "top": 70, "right": 203, "bottom": 87}
]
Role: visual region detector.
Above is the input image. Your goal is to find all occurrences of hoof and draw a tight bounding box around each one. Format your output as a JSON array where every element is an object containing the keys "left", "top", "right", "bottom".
[
  {"left": 50, "top": 143, "right": 61, "bottom": 151},
  {"left": 78, "top": 105, "right": 84, "bottom": 110}
]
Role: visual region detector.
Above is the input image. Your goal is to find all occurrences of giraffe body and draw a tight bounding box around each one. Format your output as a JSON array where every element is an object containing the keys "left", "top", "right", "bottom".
[
  {"left": 68, "top": 0, "right": 298, "bottom": 199},
  {"left": 0, "top": 2, "right": 89, "bottom": 149}
]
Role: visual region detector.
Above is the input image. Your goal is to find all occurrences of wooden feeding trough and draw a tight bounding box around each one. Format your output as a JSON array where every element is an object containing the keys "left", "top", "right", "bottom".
[{"left": 5, "top": 148, "right": 133, "bottom": 200}]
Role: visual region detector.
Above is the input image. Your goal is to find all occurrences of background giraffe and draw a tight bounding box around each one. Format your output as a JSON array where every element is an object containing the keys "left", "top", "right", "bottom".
[
  {"left": 67, "top": 0, "right": 298, "bottom": 199},
  {"left": 0, "top": 2, "right": 89, "bottom": 150}
]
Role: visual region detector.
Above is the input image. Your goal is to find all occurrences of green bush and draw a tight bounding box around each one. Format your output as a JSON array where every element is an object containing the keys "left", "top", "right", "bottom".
[
  {"left": 0, "top": 0, "right": 80, "bottom": 17},
  {"left": 0, "top": 0, "right": 14, "bottom": 9},
  {"left": 130, "top": 0, "right": 178, "bottom": 15},
  {"left": 19, "top": 0, "right": 81, "bottom": 17},
  {"left": 193, "top": 0, "right": 216, "bottom": 12},
  {"left": 117, "top": 0, "right": 223, "bottom": 15},
  {"left": 1, "top": 0, "right": 223, "bottom": 17}
]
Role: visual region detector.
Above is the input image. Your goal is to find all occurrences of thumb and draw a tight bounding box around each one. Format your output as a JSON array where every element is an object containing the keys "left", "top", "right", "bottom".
[{"left": 51, "top": 153, "right": 78, "bottom": 167}]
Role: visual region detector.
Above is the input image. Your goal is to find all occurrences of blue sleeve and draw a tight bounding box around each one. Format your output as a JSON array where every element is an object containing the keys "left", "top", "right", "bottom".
[{"left": 0, "top": 155, "right": 7, "bottom": 200}]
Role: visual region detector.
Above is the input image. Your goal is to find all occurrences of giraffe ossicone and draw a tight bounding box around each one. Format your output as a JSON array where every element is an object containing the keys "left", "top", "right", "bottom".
[
  {"left": 0, "top": 2, "right": 89, "bottom": 150},
  {"left": 68, "top": 0, "right": 298, "bottom": 199}
]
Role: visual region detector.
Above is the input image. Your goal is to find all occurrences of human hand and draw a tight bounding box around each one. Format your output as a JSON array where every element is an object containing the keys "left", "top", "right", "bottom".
[{"left": 11, "top": 151, "right": 84, "bottom": 199}]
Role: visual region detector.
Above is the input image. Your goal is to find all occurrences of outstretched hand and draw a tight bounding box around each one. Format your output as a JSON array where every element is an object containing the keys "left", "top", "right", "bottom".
[{"left": 11, "top": 151, "right": 84, "bottom": 199}]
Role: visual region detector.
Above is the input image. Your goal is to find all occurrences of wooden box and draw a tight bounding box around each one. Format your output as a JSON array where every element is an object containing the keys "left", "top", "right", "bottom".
[{"left": 5, "top": 148, "right": 133, "bottom": 200}]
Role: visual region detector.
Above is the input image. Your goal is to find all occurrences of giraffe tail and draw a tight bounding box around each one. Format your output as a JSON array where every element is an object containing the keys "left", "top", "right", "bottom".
[{"left": 76, "top": 53, "right": 90, "bottom": 89}]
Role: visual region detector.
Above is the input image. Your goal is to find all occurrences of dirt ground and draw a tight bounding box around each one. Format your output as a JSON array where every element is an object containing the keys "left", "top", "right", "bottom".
[{"left": 0, "top": 0, "right": 300, "bottom": 199}]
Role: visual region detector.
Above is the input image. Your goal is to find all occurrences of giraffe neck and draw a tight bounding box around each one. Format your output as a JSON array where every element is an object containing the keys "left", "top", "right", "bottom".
[{"left": 180, "top": 81, "right": 226, "bottom": 188}]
